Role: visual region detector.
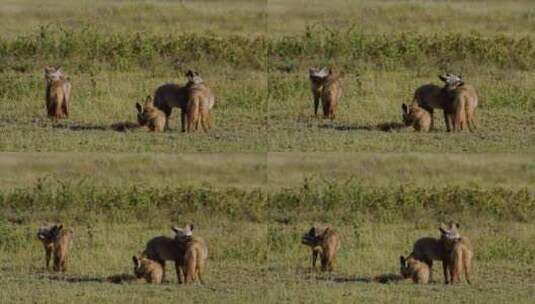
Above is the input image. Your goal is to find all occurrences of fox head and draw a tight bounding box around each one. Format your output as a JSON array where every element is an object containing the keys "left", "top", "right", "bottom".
[
  {"left": 401, "top": 103, "right": 424, "bottom": 126},
  {"left": 399, "top": 256, "right": 411, "bottom": 278},
  {"left": 186, "top": 70, "right": 203, "bottom": 85},
  {"left": 439, "top": 73, "right": 464, "bottom": 90},
  {"left": 172, "top": 224, "right": 194, "bottom": 241},
  {"left": 309, "top": 67, "right": 329, "bottom": 82},
  {"left": 44, "top": 66, "right": 65, "bottom": 83},
  {"left": 136, "top": 95, "right": 154, "bottom": 126},
  {"left": 37, "top": 224, "right": 63, "bottom": 243},
  {"left": 439, "top": 222, "right": 461, "bottom": 241},
  {"left": 301, "top": 224, "right": 331, "bottom": 247},
  {"left": 132, "top": 255, "right": 147, "bottom": 279}
]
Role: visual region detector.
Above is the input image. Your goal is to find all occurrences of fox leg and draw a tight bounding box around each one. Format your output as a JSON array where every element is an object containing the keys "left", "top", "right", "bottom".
[{"left": 313, "top": 92, "right": 320, "bottom": 117}]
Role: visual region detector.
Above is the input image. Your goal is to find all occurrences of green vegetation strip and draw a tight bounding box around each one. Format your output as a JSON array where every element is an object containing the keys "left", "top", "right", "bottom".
[
  {"left": 1, "top": 179, "right": 533, "bottom": 226},
  {"left": 3, "top": 26, "right": 535, "bottom": 72}
]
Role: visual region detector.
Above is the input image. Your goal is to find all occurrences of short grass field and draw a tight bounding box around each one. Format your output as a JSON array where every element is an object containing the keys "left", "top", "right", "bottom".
[
  {"left": 1, "top": 0, "right": 535, "bottom": 152},
  {"left": 1, "top": 153, "right": 534, "bottom": 303},
  {"left": 267, "top": 0, "right": 535, "bottom": 152},
  {"left": 0, "top": 0, "right": 267, "bottom": 152}
]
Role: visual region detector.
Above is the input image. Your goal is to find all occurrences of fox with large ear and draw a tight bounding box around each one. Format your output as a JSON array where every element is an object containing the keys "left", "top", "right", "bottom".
[
  {"left": 319, "top": 68, "right": 343, "bottom": 120},
  {"left": 439, "top": 222, "right": 474, "bottom": 284},
  {"left": 438, "top": 74, "right": 479, "bottom": 132},
  {"left": 184, "top": 70, "right": 215, "bottom": 133},
  {"left": 136, "top": 95, "right": 166, "bottom": 132},
  {"left": 37, "top": 224, "right": 74, "bottom": 272},
  {"left": 172, "top": 224, "right": 208, "bottom": 284},
  {"left": 44, "top": 66, "right": 71, "bottom": 120},
  {"left": 132, "top": 255, "right": 164, "bottom": 283},
  {"left": 401, "top": 102, "right": 431, "bottom": 132},
  {"left": 309, "top": 67, "right": 329, "bottom": 117},
  {"left": 400, "top": 255, "right": 430, "bottom": 284},
  {"left": 301, "top": 224, "right": 340, "bottom": 272}
]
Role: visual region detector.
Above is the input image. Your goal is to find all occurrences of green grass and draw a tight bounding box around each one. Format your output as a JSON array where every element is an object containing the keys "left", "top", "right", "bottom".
[
  {"left": 0, "top": 153, "right": 534, "bottom": 303},
  {"left": 2, "top": 0, "right": 535, "bottom": 302},
  {"left": 1, "top": 1, "right": 535, "bottom": 152}
]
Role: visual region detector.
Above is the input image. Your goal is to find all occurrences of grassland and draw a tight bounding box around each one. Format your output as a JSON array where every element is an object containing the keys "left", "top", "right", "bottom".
[
  {"left": 0, "top": 0, "right": 267, "bottom": 152},
  {"left": 267, "top": 0, "right": 535, "bottom": 152},
  {"left": 1, "top": 153, "right": 535, "bottom": 303},
  {"left": 1, "top": 1, "right": 535, "bottom": 152},
  {"left": 1, "top": 0, "right": 535, "bottom": 303}
]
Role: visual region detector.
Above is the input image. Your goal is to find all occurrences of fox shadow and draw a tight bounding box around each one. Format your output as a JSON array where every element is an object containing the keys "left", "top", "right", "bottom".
[
  {"left": 37, "top": 272, "right": 140, "bottom": 284},
  {"left": 319, "top": 121, "right": 406, "bottom": 132},
  {"left": 316, "top": 273, "right": 404, "bottom": 284},
  {"left": 51, "top": 121, "right": 140, "bottom": 132}
]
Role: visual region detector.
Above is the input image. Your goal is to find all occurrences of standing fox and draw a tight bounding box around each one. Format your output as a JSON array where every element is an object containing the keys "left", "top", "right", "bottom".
[
  {"left": 301, "top": 224, "right": 340, "bottom": 272},
  {"left": 136, "top": 95, "right": 166, "bottom": 132},
  {"left": 320, "top": 68, "right": 343, "bottom": 120},
  {"left": 141, "top": 234, "right": 182, "bottom": 283},
  {"left": 37, "top": 224, "right": 74, "bottom": 272},
  {"left": 153, "top": 83, "right": 189, "bottom": 131},
  {"left": 406, "top": 236, "right": 450, "bottom": 283},
  {"left": 132, "top": 255, "right": 164, "bottom": 284},
  {"left": 309, "top": 67, "right": 329, "bottom": 117},
  {"left": 172, "top": 224, "right": 208, "bottom": 284},
  {"left": 44, "top": 67, "right": 71, "bottom": 120},
  {"left": 439, "top": 74, "right": 479, "bottom": 132},
  {"left": 440, "top": 223, "right": 474, "bottom": 284},
  {"left": 185, "top": 70, "right": 215, "bottom": 132}
]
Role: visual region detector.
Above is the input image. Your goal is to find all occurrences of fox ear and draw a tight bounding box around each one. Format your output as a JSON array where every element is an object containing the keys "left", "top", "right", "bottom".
[
  {"left": 399, "top": 256, "right": 405, "bottom": 264},
  {"left": 57, "top": 224, "right": 63, "bottom": 231},
  {"left": 171, "top": 226, "right": 179, "bottom": 233},
  {"left": 187, "top": 224, "right": 194, "bottom": 231},
  {"left": 132, "top": 256, "right": 139, "bottom": 266},
  {"left": 455, "top": 223, "right": 460, "bottom": 229},
  {"left": 308, "top": 227, "right": 315, "bottom": 236},
  {"left": 438, "top": 75, "right": 447, "bottom": 82},
  {"left": 136, "top": 102, "right": 142, "bottom": 113},
  {"left": 401, "top": 103, "right": 408, "bottom": 113}
]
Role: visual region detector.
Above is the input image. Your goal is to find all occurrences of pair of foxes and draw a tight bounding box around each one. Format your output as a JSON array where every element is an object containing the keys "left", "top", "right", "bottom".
[
  {"left": 401, "top": 73, "right": 479, "bottom": 132},
  {"left": 44, "top": 67, "right": 214, "bottom": 133},
  {"left": 37, "top": 223, "right": 208, "bottom": 285},
  {"left": 136, "top": 70, "right": 216, "bottom": 133},
  {"left": 400, "top": 222, "right": 474, "bottom": 284},
  {"left": 301, "top": 222, "right": 473, "bottom": 285}
]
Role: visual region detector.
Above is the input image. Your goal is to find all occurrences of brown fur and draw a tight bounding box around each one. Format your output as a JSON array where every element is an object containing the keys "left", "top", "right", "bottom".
[
  {"left": 133, "top": 255, "right": 164, "bottom": 284},
  {"left": 401, "top": 103, "right": 431, "bottom": 132},
  {"left": 301, "top": 224, "right": 340, "bottom": 272},
  {"left": 319, "top": 69, "right": 343, "bottom": 120},
  {"left": 408, "top": 237, "right": 450, "bottom": 283},
  {"left": 440, "top": 222, "right": 473, "bottom": 284},
  {"left": 136, "top": 95, "right": 167, "bottom": 132},
  {"left": 37, "top": 224, "right": 73, "bottom": 272},
  {"left": 185, "top": 70, "right": 215, "bottom": 133},
  {"left": 172, "top": 224, "right": 208, "bottom": 285},
  {"left": 400, "top": 255, "right": 430, "bottom": 284},
  {"left": 443, "top": 84, "right": 479, "bottom": 132},
  {"left": 44, "top": 67, "right": 71, "bottom": 120},
  {"left": 152, "top": 83, "right": 189, "bottom": 131},
  {"left": 410, "top": 84, "right": 448, "bottom": 130},
  {"left": 309, "top": 67, "right": 329, "bottom": 117},
  {"left": 141, "top": 235, "right": 183, "bottom": 283}
]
